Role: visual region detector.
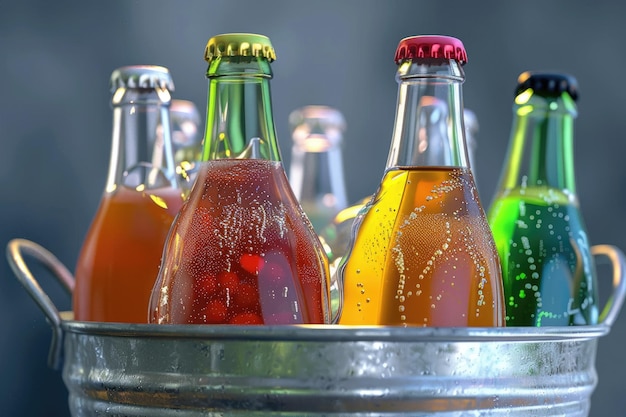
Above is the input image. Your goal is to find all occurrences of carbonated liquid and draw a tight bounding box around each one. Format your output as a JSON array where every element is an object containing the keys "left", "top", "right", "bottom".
[
  {"left": 74, "top": 186, "right": 183, "bottom": 323},
  {"left": 338, "top": 167, "right": 504, "bottom": 327},
  {"left": 150, "top": 159, "right": 330, "bottom": 325},
  {"left": 488, "top": 187, "right": 598, "bottom": 326}
]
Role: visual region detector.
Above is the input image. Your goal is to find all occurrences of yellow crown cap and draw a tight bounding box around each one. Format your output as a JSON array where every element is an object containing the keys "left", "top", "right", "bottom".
[{"left": 204, "top": 33, "right": 276, "bottom": 63}]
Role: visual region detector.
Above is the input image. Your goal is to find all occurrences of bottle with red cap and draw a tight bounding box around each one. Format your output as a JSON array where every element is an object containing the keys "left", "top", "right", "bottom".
[{"left": 337, "top": 35, "right": 505, "bottom": 327}]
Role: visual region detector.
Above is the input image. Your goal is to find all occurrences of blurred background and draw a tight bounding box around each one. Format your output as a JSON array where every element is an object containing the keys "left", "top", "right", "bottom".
[{"left": 1, "top": 0, "right": 625, "bottom": 415}]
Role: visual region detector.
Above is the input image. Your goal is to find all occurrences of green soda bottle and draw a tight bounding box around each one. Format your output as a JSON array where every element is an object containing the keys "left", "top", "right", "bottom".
[{"left": 488, "top": 72, "right": 598, "bottom": 326}]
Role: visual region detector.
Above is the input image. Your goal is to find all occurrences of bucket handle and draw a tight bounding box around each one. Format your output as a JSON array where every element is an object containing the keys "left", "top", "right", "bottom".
[
  {"left": 6, "top": 238, "right": 75, "bottom": 370},
  {"left": 593, "top": 244, "right": 626, "bottom": 327}
]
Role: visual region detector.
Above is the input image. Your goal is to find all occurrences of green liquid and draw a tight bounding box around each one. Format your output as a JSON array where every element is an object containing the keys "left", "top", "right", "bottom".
[{"left": 488, "top": 187, "right": 598, "bottom": 326}]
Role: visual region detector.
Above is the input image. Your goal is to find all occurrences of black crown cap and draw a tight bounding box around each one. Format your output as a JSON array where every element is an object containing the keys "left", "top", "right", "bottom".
[{"left": 515, "top": 72, "right": 578, "bottom": 101}]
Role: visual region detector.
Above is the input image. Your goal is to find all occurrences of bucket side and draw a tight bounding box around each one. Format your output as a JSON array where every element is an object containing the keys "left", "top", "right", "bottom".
[{"left": 61, "top": 329, "right": 598, "bottom": 416}]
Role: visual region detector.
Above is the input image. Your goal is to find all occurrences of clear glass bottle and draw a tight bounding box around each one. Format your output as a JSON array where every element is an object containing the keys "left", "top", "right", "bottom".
[
  {"left": 337, "top": 35, "right": 505, "bottom": 327},
  {"left": 149, "top": 33, "right": 331, "bottom": 325},
  {"left": 288, "top": 105, "right": 348, "bottom": 233},
  {"left": 487, "top": 72, "right": 598, "bottom": 326},
  {"left": 74, "top": 65, "right": 184, "bottom": 323},
  {"left": 288, "top": 105, "right": 349, "bottom": 318},
  {"left": 169, "top": 99, "right": 202, "bottom": 197}
]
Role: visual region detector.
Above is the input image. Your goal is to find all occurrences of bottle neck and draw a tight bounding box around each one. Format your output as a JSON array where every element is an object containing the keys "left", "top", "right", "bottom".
[
  {"left": 289, "top": 141, "right": 348, "bottom": 210},
  {"left": 106, "top": 87, "right": 178, "bottom": 193},
  {"left": 386, "top": 59, "right": 469, "bottom": 169},
  {"left": 202, "top": 56, "right": 281, "bottom": 162},
  {"left": 498, "top": 92, "right": 577, "bottom": 193}
]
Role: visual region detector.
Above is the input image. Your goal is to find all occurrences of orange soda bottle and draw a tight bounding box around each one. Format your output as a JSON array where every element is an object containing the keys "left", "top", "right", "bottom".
[
  {"left": 337, "top": 35, "right": 505, "bottom": 327},
  {"left": 73, "top": 65, "right": 184, "bottom": 323},
  {"left": 149, "top": 34, "right": 331, "bottom": 325}
]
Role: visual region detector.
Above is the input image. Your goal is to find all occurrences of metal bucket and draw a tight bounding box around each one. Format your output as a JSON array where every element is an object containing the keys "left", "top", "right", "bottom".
[{"left": 7, "top": 238, "right": 626, "bottom": 417}]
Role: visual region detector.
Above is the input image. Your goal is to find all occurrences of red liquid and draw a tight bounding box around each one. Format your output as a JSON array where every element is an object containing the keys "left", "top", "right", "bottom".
[
  {"left": 74, "top": 186, "right": 183, "bottom": 323},
  {"left": 149, "top": 159, "right": 331, "bottom": 325}
]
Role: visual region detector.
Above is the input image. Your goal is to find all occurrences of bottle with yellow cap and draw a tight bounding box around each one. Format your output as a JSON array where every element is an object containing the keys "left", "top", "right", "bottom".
[
  {"left": 149, "top": 33, "right": 332, "bottom": 325},
  {"left": 74, "top": 65, "right": 184, "bottom": 323},
  {"left": 337, "top": 35, "right": 505, "bottom": 327}
]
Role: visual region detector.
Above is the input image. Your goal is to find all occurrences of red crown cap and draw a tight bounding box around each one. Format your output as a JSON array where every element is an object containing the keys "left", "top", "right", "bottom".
[{"left": 394, "top": 35, "right": 467, "bottom": 65}]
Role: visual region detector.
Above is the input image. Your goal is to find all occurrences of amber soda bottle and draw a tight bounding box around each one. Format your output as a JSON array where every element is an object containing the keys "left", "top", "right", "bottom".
[
  {"left": 74, "top": 65, "right": 184, "bottom": 323},
  {"left": 149, "top": 34, "right": 331, "bottom": 325},
  {"left": 338, "top": 35, "right": 505, "bottom": 327},
  {"left": 487, "top": 72, "right": 598, "bottom": 326}
]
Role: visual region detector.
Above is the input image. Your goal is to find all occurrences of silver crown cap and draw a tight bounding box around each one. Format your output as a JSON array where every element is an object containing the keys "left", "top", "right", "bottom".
[{"left": 109, "top": 65, "right": 175, "bottom": 92}]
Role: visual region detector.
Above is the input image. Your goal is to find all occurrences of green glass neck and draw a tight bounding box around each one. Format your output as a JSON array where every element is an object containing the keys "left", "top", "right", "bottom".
[
  {"left": 202, "top": 56, "right": 281, "bottom": 162},
  {"left": 386, "top": 59, "right": 469, "bottom": 169},
  {"left": 498, "top": 91, "right": 577, "bottom": 193}
]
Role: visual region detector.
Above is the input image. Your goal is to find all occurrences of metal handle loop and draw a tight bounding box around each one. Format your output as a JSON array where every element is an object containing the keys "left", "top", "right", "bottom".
[
  {"left": 6, "top": 238, "right": 75, "bottom": 369},
  {"left": 593, "top": 244, "right": 626, "bottom": 327}
]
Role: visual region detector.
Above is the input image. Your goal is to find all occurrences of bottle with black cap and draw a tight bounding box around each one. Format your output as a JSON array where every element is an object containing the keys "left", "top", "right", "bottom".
[{"left": 487, "top": 71, "right": 598, "bottom": 326}]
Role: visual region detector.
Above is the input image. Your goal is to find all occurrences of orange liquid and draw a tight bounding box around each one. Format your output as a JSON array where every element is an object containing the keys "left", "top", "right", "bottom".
[
  {"left": 338, "top": 167, "right": 505, "bottom": 327},
  {"left": 149, "top": 159, "right": 331, "bottom": 325},
  {"left": 73, "top": 186, "right": 183, "bottom": 323}
]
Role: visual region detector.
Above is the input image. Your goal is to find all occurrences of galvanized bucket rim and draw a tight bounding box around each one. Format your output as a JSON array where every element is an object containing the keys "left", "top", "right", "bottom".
[{"left": 58, "top": 310, "right": 610, "bottom": 342}]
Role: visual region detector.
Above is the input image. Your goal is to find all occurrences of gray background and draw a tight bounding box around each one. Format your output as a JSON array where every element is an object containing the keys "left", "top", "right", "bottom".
[{"left": 1, "top": 0, "right": 625, "bottom": 415}]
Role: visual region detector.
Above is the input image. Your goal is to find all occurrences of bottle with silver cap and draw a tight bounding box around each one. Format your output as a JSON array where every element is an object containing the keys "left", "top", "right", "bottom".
[
  {"left": 149, "top": 34, "right": 331, "bottom": 325},
  {"left": 73, "top": 65, "right": 184, "bottom": 323}
]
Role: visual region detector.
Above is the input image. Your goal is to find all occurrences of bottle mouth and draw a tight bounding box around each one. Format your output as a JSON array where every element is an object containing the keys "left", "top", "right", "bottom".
[
  {"left": 293, "top": 134, "right": 336, "bottom": 153},
  {"left": 111, "top": 87, "right": 172, "bottom": 106},
  {"left": 396, "top": 60, "right": 465, "bottom": 83}
]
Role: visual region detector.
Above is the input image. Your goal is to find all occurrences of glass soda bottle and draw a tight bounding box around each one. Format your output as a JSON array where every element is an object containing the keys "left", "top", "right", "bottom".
[
  {"left": 74, "top": 65, "right": 184, "bottom": 323},
  {"left": 337, "top": 35, "right": 505, "bottom": 327},
  {"left": 321, "top": 106, "right": 481, "bottom": 271},
  {"left": 149, "top": 33, "right": 332, "bottom": 325},
  {"left": 288, "top": 105, "right": 349, "bottom": 234},
  {"left": 288, "top": 105, "right": 349, "bottom": 318},
  {"left": 487, "top": 72, "right": 598, "bottom": 326},
  {"left": 169, "top": 99, "right": 202, "bottom": 197}
]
